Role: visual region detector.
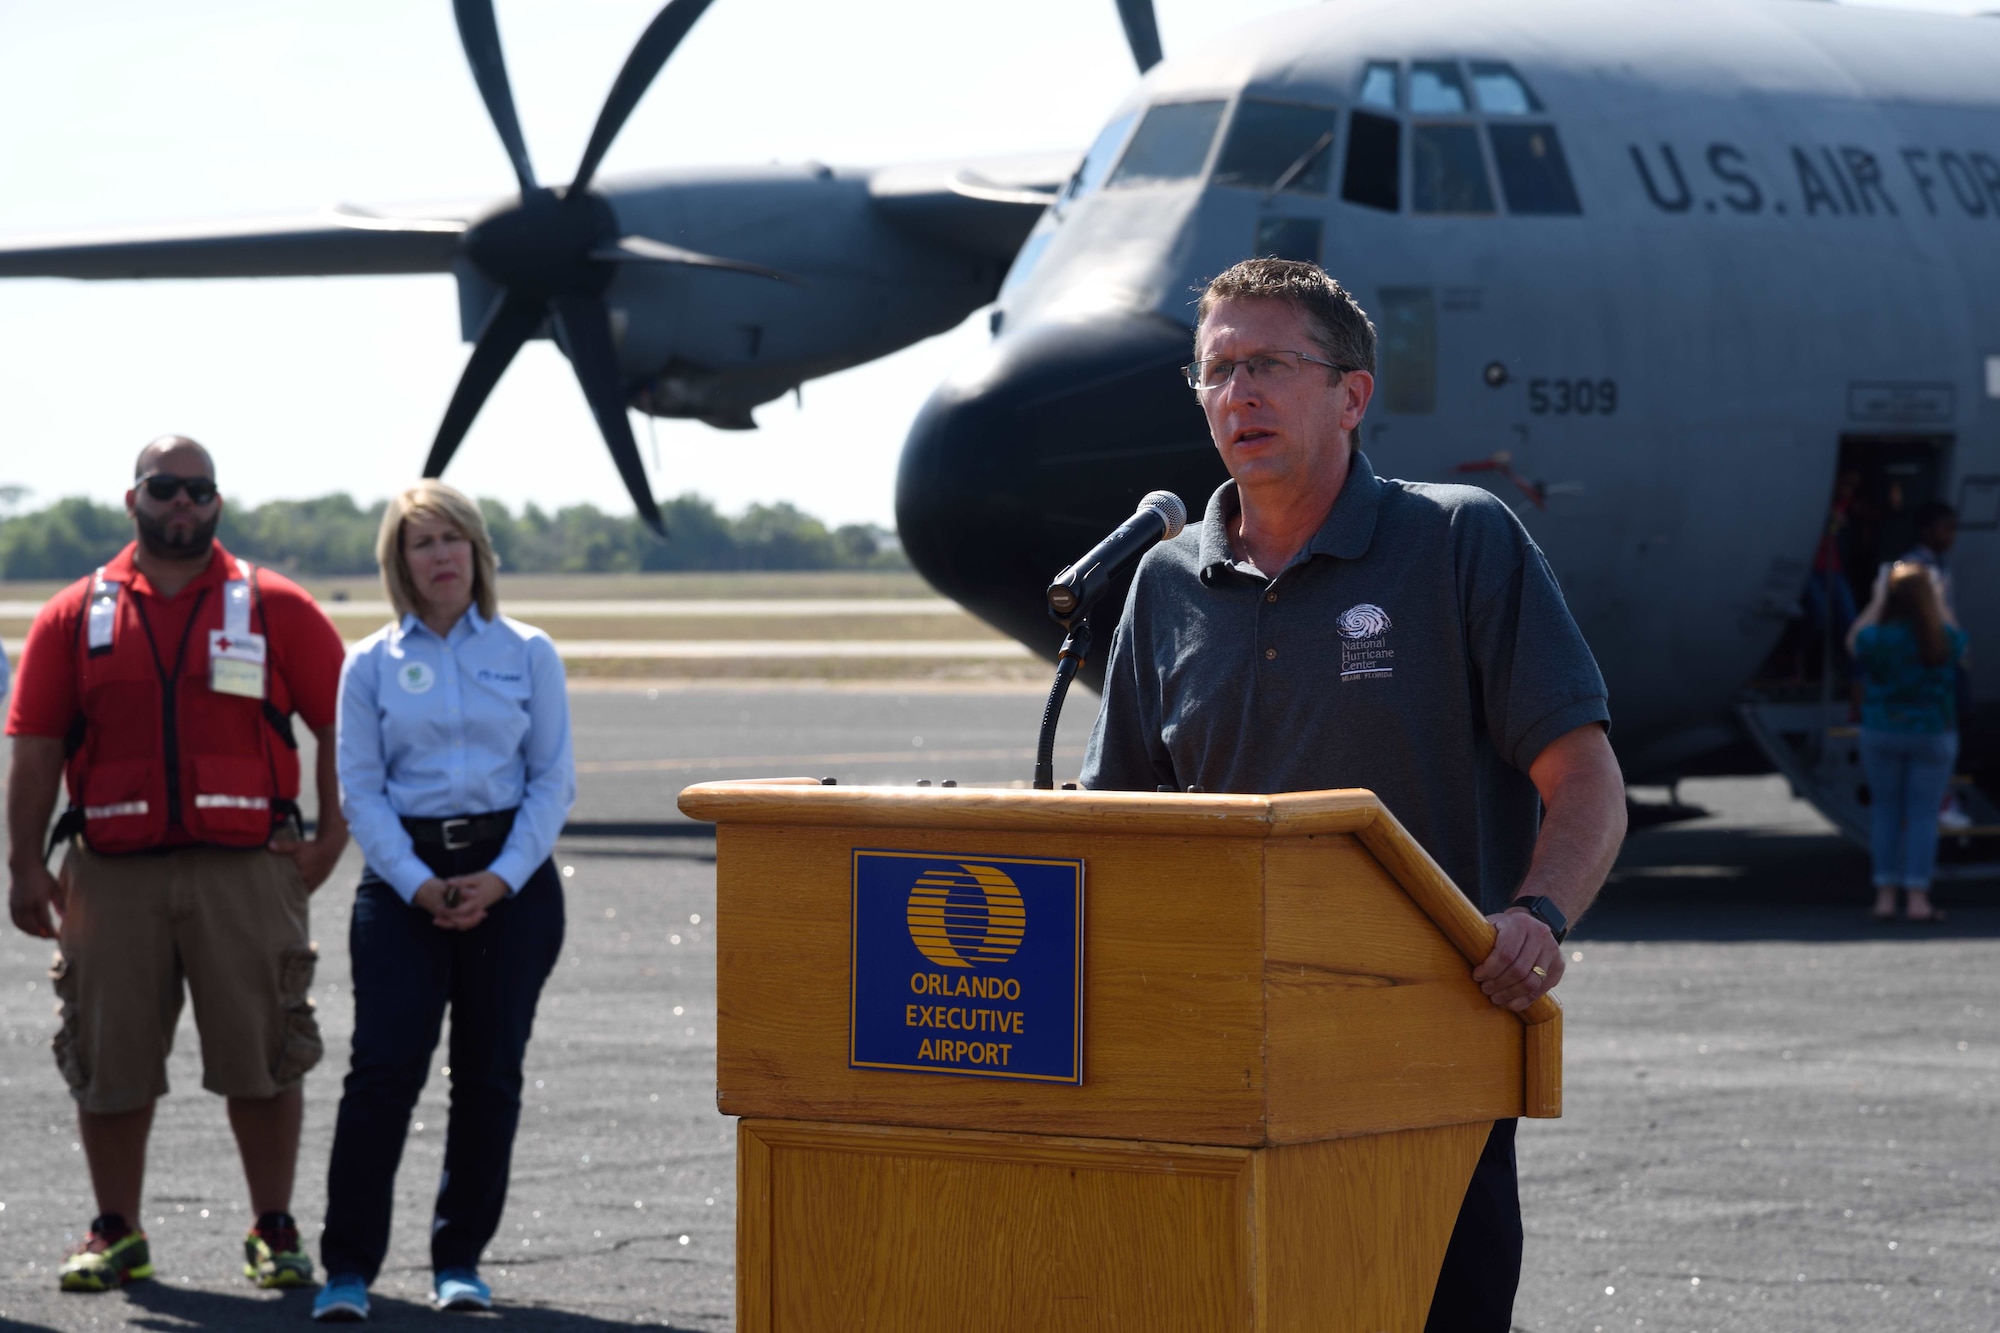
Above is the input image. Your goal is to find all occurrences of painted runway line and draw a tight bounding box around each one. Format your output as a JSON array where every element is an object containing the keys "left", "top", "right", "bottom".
[
  {"left": 0, "top": 597, "right": 967, "bottom": 619},
  {"left": 2, "top": 637, "right": 1033, "bottom": 659}
]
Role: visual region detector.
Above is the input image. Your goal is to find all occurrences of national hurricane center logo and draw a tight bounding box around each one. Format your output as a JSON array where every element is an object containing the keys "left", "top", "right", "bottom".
[
  {"left": 851, "top": 848, "right": 1083, "bottom": 1084},
  {"left": 906, "top": 863, "right": 1025, "bottom": 969},
  {"left": 1337, "top": 602, "right": 1396, "bottom": 681},
  {"left": 1337, "top": 603, "right": 1392, "bottom": 640}
]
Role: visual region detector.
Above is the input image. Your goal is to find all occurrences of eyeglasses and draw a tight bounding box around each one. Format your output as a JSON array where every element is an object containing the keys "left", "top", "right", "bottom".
[
  {"left": 137, "top": 474, "right": 219, "bottom": 504},
  {"left": 1182, "top": 350, "right": 1350, "bottom": 392}
]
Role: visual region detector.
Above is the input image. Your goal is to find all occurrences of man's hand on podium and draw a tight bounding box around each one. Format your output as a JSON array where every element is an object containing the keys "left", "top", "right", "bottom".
[
  {"left": 1473, "top": 909, "right": 1564, "bottom": 1011},
  {"left": 1470, "top": 720, "right": 1626, "bottom": 1011}
]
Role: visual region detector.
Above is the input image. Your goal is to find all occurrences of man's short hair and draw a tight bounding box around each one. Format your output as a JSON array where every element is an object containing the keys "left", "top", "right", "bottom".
[
  {"left": 1195, "top": 259, "right": 1377, "bottom": 376},
  {"left": 134, "top": 435, "right": 214, "bottom": 480},
  {"left": 1912, "top": 499, "right": 1956, "bottom": 531}
]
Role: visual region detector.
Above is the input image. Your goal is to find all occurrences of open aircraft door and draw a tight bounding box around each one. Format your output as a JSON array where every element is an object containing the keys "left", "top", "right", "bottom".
[{"left": 1738, "top": 435, "right": 2000, "bottom": 880}]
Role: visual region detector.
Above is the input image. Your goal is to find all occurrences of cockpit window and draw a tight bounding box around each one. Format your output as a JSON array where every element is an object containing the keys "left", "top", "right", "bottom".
[
  {"left": 1059, "top": 110, "right": 1138, "bottom": 212},
  {"left": 1468, "top": 61, "right": 1542, "bottom": 115},
  {"left": 1215, "top": 100, "right": 1338, "bottom": 195},
  {"left": 1345, "top": 57, "right": 1577, "bottom": 216},
  {"left": 1357, "top": 62, "right": 1399, "bottom": 110},
  {"left": 1486, "top": 124, "right": 1580, "bottom": 214},
  {"left": 1106, "top": 101, "right": 1227, "bottom": 188},
  {"left": 1341, "top": 111, "right": 1401, "bottom": 212},
  {"left": 1408, "top": 62, "right": 1471, "bottom": 114},
  {"left": 1412, "top": 124, "right": 1495, "bottom": 213}
]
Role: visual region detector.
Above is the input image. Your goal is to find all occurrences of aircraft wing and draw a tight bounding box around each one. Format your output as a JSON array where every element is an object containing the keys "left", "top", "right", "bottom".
[
  {"left": 0, "top": 208, "right": 467, "bottom": 280},
  {"left": 868, "top": 152, "right": 1079, "bottom": 264},
  {"left": 0, "top": 151, "right": 1077, "bottom": 279}
]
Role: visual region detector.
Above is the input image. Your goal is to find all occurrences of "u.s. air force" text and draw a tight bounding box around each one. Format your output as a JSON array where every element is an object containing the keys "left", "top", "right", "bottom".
[{"left": 1629, "top": 141, "right": 2000, "bottom": 219}]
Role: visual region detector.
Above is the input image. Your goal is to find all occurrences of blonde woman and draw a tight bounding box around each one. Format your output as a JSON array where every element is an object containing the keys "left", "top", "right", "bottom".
[
  {"left": 1847, "top": 561, "right": 1968, "bottom": 924},
  {"left": 315, "top": 481, "right": 574, "bottom": 1321}
]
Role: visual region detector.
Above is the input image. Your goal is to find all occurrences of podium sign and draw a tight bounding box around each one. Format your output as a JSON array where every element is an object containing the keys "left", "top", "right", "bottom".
[{"left": 849, "top": 848, "right": 1084, "bottom": 1084}]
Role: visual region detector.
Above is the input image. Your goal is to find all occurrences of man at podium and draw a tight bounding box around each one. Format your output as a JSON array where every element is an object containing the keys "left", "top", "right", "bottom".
[{"left": 1083, "top": 259, "right": 1627, "bottom": 1333}]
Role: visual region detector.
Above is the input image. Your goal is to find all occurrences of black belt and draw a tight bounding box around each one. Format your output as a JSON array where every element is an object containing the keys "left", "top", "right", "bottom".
[{"left": 401, "top": 810, "right": 516, "bottom": 852}]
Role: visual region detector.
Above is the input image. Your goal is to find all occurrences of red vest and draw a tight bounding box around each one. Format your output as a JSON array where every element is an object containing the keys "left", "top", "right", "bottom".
[{"left": 63, "top": 554, "right": 301, "bottom": 853}]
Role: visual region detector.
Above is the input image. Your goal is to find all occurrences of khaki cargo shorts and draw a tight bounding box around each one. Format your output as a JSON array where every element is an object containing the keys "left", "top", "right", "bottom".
[{"left": 50, "top": 844, "right": 323, "bottom": 1114}]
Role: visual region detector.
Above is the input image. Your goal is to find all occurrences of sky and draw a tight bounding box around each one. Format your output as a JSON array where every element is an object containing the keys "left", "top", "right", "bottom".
[{"left": 0, "top": 0, "right": 1987, "bottom": 528}]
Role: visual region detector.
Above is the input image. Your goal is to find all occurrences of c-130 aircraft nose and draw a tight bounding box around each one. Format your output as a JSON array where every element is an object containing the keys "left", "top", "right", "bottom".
[{"left": 895, "top": 311, "right": 1222, "bottom": 682}]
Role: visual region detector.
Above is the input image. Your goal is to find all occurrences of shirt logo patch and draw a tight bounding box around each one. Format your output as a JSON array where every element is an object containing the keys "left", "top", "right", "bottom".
[
  {"left": 1337, "top": 603, "right": 1395, "bottom": 681},
  {"left": 476, "top": 668, "right": 523, "bottom": 684},
  {"left": 398, "top": 661, "right": 436, "bottom": 695},
  {"left": 1336, "top": 604, "right": 1392, "bottom": 639}
]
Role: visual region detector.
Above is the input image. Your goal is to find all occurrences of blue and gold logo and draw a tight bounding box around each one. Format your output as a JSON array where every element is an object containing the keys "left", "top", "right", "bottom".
[
  {"left": 906, "top": 863, "right": 1026, "bottom": 969},
  {"left": 851, "top": 849, "right": 1083, "bottom": 1084}
]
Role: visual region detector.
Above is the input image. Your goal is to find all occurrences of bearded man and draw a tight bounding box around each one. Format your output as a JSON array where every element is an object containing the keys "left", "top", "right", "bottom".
[{"left": 5, "top": 436, "right": 348, "bottom": 1293}]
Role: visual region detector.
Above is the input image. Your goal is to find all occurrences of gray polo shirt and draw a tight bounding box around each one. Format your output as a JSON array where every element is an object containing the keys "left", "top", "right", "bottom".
[{"left": 1080, "top": 452, "right": 1610, "bottom": 913}]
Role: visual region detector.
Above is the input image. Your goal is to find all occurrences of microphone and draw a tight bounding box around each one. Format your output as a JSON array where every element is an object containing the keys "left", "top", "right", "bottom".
[{"left": 1045, "top": 490, "right": 1186, "bottom": 622}]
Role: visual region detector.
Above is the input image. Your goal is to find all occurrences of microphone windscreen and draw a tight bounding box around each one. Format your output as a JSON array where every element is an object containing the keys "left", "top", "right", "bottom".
[{"left": 1139, "top": 490, "right": 1187, "bottom": 540}]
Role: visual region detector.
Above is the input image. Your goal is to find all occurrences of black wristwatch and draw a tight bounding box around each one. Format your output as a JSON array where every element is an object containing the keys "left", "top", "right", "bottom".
[{"left": 1510, "top": 895, "right": 1569, "bottom": 944}]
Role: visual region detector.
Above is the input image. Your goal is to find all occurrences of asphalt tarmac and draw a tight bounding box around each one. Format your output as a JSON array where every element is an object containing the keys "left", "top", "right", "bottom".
[{"left": 0, "top": 684, "right": 1994, "bottom": 1331}]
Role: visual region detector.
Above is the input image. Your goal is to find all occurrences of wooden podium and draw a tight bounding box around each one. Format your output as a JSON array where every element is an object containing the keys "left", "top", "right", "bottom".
[{"left": 676, "top": 781, "right": 1561, "bottom": 1333}]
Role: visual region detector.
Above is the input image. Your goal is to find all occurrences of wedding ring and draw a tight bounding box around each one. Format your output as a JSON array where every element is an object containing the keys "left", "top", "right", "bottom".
[{"left": 1530, "top": 965, "right": 1548, "bottom": 978}]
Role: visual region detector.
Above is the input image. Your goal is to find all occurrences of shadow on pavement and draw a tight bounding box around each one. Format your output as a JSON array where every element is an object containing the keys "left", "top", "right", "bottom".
[
  {"left": 0, "top": 1282, "right": 710, "bottom": 1332},
  {"left": 1580, "top": 821, "right": 2000, "bottom": 942}
]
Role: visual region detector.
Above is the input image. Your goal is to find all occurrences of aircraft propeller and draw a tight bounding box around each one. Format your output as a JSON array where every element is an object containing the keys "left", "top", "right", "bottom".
[
  {"left": 420, "top": 0, "right": 1159, "bottom": 537},
  {"left": 1114, "top": 0, "right": 1163, "bottom": 74},
  {"left": 426, "top": 0, "right": 798, "bottom": 537}
]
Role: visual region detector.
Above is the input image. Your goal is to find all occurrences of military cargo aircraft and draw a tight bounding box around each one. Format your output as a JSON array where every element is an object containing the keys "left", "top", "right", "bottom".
[{"left": 1, "top": 0, "right": 1995, "bottom": 867}]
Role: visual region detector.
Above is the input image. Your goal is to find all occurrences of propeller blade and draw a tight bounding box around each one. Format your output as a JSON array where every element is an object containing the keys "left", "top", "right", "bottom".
[
  {"left": 589, "top": 235, "right": 805, "bottom": 285},
  {"left": 423, "top": 291, "right": 545, "bottom": 478},
  {"left": 569, "top": 0, "right": 720, "bottom": 195},
  {"left": 327, "top": 204, "right": 468, "bottom": 235},
  {"left": 1114, "top": 0, "right": 1163, "bottom": 73},
  {"left": 549, "top": 291, "right": 668, "bottom": 537},
  {"left": 452, "top": 0, "right": 539, "bottom": 196}
]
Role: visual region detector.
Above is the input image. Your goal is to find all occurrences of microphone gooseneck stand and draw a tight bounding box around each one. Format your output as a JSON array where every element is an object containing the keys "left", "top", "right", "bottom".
[
  {"left": 1030, "top": 490, "right": 1186, "bottom": 790},
  {"left": 1032, "top": 616, "right": 1092, "bottom": 791}
]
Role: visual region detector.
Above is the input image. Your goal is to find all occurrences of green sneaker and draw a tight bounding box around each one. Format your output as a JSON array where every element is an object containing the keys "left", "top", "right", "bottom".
[
  {"left": 244, "top": 1211, "right": 314, "bottom": 1289},
  {"left": 59, "top": 1215, "right": 153, "bottom": 1292}
]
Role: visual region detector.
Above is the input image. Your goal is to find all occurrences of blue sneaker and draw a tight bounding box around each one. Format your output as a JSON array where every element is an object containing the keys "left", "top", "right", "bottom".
[
  {"left": 312, "top": 1274, "right": 370, "bottom": 1322},
  {"left": 433, "top": 1269, "right": 492, "bottom": 1312}
]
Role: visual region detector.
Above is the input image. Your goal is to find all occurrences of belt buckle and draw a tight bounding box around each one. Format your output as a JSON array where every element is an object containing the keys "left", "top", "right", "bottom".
[{"left": 440, "top": 817, "right": 474, "bottom": 851}]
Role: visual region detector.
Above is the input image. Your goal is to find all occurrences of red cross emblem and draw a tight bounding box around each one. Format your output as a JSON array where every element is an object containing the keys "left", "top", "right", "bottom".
[{"left": 216, "top": 636, "right": 234, "bottom": 652}]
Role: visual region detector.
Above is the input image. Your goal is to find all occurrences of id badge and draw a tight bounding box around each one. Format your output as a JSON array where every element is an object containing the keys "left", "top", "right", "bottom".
[{"left": 209, "top": 629, "right": 268, "bottom": 700}]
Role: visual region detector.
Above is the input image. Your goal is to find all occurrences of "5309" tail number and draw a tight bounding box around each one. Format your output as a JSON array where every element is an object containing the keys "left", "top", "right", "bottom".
[{"left": 1529, "top": 378, "right": 1617, "bottom": 415}]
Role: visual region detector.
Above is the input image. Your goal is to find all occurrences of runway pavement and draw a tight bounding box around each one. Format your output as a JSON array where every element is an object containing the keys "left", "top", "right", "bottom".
[{"left": 0, "top": 684, "right": 1995, "bottom": 1331}]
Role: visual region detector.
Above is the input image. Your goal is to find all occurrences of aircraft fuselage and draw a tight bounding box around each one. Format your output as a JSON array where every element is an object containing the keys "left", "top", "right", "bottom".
[{"left": 899, "top": 0, "right": 2000, "bottom": 782}]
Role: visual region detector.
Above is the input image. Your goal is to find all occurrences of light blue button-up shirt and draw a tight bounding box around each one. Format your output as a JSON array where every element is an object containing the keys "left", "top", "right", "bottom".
[{"left": 338, "top": 608, "right": 575, "bottom": 902}]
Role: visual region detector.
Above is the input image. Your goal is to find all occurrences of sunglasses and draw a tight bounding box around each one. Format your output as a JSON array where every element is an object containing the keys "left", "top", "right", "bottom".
[{"left": 137, "top": 474, "right": 219, "bottom": 504}]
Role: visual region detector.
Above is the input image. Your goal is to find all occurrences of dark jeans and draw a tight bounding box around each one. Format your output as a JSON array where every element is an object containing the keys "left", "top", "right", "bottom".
[
  {"left": 1425, "top": 1118, "right": 1523, "bottom": 1333},
  {"left": 320, "top": 849, "right": 564, "bottom": 1281}
]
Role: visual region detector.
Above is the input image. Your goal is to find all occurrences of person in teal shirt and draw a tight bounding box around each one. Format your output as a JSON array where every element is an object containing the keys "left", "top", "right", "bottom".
[{"left": 1847, "top": 561, "right": 1969, "bottom": 922}]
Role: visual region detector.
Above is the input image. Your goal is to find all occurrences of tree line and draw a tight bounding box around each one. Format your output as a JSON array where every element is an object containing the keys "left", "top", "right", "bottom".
[{"left": 0, "top": 492, "right": 906, "bottom": 580}]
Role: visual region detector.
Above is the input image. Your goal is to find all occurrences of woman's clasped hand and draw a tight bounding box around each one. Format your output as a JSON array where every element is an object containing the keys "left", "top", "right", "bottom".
[{"left": 410, "top": 872, "right": 511, "bottom": 930}]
